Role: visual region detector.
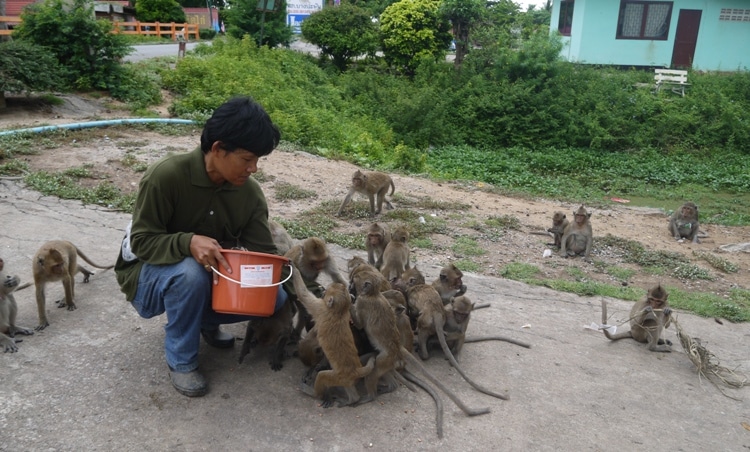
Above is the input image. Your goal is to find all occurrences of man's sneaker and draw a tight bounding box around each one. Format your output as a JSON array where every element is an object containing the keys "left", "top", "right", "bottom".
[
  {"left": 169, "top": 369, "right": 207, "bottom": 397},
  {"left": 200, "top": 327, "right": 235, "bottom": 349}
]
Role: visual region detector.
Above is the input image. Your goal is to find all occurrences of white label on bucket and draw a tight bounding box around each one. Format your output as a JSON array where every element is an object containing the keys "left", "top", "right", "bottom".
[{"left": 240, "top": 264, "right": 274, "bottom": 287}]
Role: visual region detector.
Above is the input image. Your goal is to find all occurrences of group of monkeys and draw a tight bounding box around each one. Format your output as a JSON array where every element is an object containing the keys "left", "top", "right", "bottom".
[{"left": 0, "top": 240, "right": 114, "bottom": 353}]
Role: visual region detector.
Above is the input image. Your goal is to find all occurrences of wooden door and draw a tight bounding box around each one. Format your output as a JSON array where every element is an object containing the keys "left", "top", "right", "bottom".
[{"left": 671, "top": 9, "right": 701, "bottom": 68}]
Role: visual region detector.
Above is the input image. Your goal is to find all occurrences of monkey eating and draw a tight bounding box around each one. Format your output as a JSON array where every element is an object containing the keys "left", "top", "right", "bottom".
[
  {"left": 669, "top": 202, "right": 701, "bottom": 244},
  {"left": 601, "top": 285, "right": 673, "bottom": 352},
  {"left": 547, "top": 211, "right": 569, "bottom": 248},
  {"left": 0, "top": 258, "right": 34, "bottom": 353},
  {"left": 290, "top": 266, "right": 375, "bottom": 408},
  {"left": 337, "top": 169, "right": 395, "bottom": 216},
  {"left": 32, "top": 240, "right": 114, "bottom": 331},
  {"left": 559, "top": 205, "right": 593, "bottom": 259},
  {"left": 365, "top": 222, "right": 391, "bottom": 269}
]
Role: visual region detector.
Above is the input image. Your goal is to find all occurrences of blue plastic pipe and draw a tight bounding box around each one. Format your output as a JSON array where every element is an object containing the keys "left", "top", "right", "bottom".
[{"left": 0, "top": 118, "right": 196, "bottom": 136}]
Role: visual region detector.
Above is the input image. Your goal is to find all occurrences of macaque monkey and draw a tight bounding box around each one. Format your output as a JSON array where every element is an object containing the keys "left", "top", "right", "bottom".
[
  {"left": 285, "top": 237, "right": 347, "bottom": 340},
  {"left": 337, "top": 170, "right": 395, "bottom": 216},
  {"left": 669, "top": 202, "right": 701, "bottom": 244},
  {"left": 547, "top": 211, "right": 569, "bottom": 248},
  {"left": 238, "top": 298, "right": 295, "bottom": 371},
  {"left": 347, "top": 256, "right": 390, "bottom": 298},
  {"left": 32, "top": 240, "right": 114, "bottom": 331},
  {"left": 290, "top": 267, "right": 375, "bottom": 407},
  {"left": 431, "top": 264, "right": 467, "bottom": 305},
  {"left": 365, "top": 222, "right": 391, "bottom": 269},
  {"left": 559, "top": 206, "right": 593, "bottom": 259},
  {"left": 382, "top": 289, "right": 413, "bottom": 351},
  {"left": 602, "top": 285, "right": 672, "bottom": 352},
  {"left": 379, "top": 225, "right": 410, "bottom": 282},
  {"left": 269, "top": 219, "right": 295, "bottom": 255},
  {"left": 401, "top": 268, "right": 509, "bottom": 401},
  {"left": 0, "top": 259, "right": 34, "bottom": 353}
]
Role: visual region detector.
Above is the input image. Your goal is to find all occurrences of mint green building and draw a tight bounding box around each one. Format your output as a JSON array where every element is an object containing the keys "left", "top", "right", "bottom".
[{"left": 550, "top": 0, "right": 750, "bottom": 71}]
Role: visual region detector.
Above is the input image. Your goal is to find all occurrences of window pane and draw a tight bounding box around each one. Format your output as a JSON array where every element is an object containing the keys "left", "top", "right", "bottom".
[
  {"left": 644, "top": 4, "right": 670, "bottom": 37},
  {"left": 622, "top": 3, "right": 644, "bottom": 37}
]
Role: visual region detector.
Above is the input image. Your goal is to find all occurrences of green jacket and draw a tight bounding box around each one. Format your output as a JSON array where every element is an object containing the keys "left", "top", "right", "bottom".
[{"left": 115, "top": 147, "right": 278, "bottom": 301}]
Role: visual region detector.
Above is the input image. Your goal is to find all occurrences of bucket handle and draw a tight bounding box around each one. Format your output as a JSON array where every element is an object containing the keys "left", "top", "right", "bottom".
[{"left": 210, "top": 262, "right": 293, "bottom": 288}]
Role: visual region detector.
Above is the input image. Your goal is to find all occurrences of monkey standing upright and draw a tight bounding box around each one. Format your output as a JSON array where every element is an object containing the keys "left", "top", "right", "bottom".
[
  {"left": 0, "top": 258, "right": 34, "bottom": 353},
  {"left": 669, "top": 202, "right": 701, "bottom": 244},
  {"left": 379, "top": 225, "right": 410, "bottom": 282},
  {"left": 337, "top": 170, "right": 396, "bottom": 216},
  {"left": 559, "top": 205, "right": 593, "bottom": 259},
  {"left": 365, "top": 222, "right": 391, "bottom": 269},
  {"left": 602, "top": 285, "right": 673, "bottom": 352},
  {"left": 32, "top": 240, "right": 114, "bottom": 330},
  {"left": 547, "top": 211, "right": 569, "bottom": 248}
]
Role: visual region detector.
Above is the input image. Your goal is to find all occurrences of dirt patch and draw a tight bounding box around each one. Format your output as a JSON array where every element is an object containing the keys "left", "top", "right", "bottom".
[{"left": 3, "top": 93, "right": 750, "bottom": 307}]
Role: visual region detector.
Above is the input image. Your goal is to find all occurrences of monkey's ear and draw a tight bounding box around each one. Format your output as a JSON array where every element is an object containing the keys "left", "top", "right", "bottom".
[
  {"left": 325, "top": 295, "right": 335, "bottom": 308},
  {"left": 440, "top": 273, "right": 448, "bottom": 282}
]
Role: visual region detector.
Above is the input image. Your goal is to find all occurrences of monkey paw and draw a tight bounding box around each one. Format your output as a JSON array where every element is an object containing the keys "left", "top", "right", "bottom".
[{"left": 35, "top": 321, "right": 49, "bottom": 331}]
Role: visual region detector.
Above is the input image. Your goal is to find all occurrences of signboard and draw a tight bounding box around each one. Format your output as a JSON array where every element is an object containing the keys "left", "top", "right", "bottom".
[{"left": 286, "top": 0, "right": 323, "bottom": 34}]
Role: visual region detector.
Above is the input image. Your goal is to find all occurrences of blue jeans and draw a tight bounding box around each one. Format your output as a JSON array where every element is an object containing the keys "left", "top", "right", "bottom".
[{"left": 131, "top": 257, "right": 288, "bottom": 372}]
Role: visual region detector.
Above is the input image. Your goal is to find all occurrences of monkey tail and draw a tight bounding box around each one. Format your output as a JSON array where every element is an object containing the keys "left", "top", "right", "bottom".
[
  {"left": 389, "top": 180, "right": 395, "bottom": 196},
  {"left": 401, "top": 368, "right": 444, "bottom": 439},
  {"left": 356, "top": 355, "right": 376, "bottom": 379},
  {"left": 74, "top": 247, "right": 114, "bottom": 270},
  {"left": 15, "top": 282, "right": 32, "bottom": 291},
  {"left": 434, "top": 314, "right": 509, "bottom": 401},
  {"left": 601, "top": 300, "right": 631, "bottom": 341},
  {"left": 464, "top": 336, "right": 531, "bottom": 349},
  {"left": 400, "top": 347, "right": 490, "bottom": 417}
]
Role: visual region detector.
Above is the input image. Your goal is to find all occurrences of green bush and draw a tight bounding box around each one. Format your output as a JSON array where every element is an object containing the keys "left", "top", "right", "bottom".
[
  {"left": 223, "top": 0, "right": 293, "bottom": 47},
  {"left": 0, "top": 40, "right": 63, "bottom": 104},
  {"left": 199, "top": 28, "right": 218, "bottom": 40},
  {"left": 135, "top": 0, "right": 186, "bottom": 23}
]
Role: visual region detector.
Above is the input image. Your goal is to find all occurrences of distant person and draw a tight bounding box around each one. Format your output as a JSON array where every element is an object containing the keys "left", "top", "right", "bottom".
[{"left": 115, "top": 96, "right": 288, "bottom": 397}]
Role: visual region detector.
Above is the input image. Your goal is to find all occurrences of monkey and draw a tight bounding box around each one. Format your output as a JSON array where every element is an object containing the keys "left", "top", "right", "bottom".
[
  {"left": 32, "top": 240, "right": 114, "bottom": 331},
  {"left": 297, "top": 326, "right": 324, "bottom": 369},
  {"left": 365, "top": 222, "right": 391, "bottom": 269},
  {"left": 285, "top": 237, "right": 347, "bottom": 341},
  {"left": 547, "top": 211, "right": 569, "bottom": 248},
  {"left": 290, "top": 266, "right": 375, "bottom": 407},
  {"left": 601, "top": 285, "right": 672, "bottom": 352},
  {"left": 559, "top": 205, "right": 593, "bottom": 259},
  {"left": 382, "top": 289, "right": 414, "bottom": 351},
  {"left": 347, "top": 256, "right": 390, "bottom": 298},
  {"left": 400, "top": 267, "right": 509, "bottom": 401},
  {"left": 349, "top": 270, "right": 490, "bottom": 430},
  {"left": 379, "top": 225, "right": 410, "bottom": 282},
  {"left": 431, "top": 263, "right": 467, "bottom": 305},
  {"left": 337, "top": 169, "right": 395, "bottom": 216},
  {"left": 0, "top": 258, "right": 34, "bottom": 353},
  {"left": 269, "top": 219, "right": 295, "bottom": 255},
  {"left": 238, "top": 296, "right": 295, "bottom": 371},
  {"left": 669, "top": 202, "right": 701, "bottom": 244}
]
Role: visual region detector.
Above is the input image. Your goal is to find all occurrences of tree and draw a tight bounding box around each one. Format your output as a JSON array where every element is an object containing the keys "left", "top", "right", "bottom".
[
  {"left": 301, "top": 4, "right": 378, "bottom": 71},
  {"left": 379, "top": 0, "right": 452, "bottom": 75},
  {"left": 440, "top": 0, "right": 484, "bottom": 69},
  {"left": 13, "top": 0, "right": 132, "bottom": 91},
  {"left": 0, "top": 40, "right": 63, "bottom": 109},
  {"left": 224, "top": 0, "right": 292, "bottom": 47},
  {"left": 135, "top": 0, "right": 187, "bottom": 24}
]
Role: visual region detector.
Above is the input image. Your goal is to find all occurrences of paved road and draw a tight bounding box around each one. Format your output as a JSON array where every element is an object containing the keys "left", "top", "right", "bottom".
[{"left": 124, "top": 42, "right": 203, "bottom": 62}]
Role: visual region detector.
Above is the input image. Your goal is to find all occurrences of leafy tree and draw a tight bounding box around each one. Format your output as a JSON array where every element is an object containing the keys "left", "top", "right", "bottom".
[
  {"left": 301, "top": 4, "right": 378, "bottom": 71},
  {"left": 13, "top": 0, "right": 132, "bottom": 90},
  {"left": 379, "top": 0, "right": 452, "bottom": 75},
  {"left": 348, "top": 0, "right": 397, "bottom": 17},
  {"left": 135, "top": 0, "right": 187, "bottom": 24},
  {"left": 0, "top": 40, "right": 62, "bottom": 108},
  {"left": 224, "top": 0, "right": 293, "bottom": 47},
  {"left": 440, "top": 0, "right": 484, "bottom": 69}
]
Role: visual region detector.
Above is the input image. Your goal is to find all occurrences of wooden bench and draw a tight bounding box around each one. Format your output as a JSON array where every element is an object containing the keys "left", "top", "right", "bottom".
[{"left": 654, "top": 69, "right": 690, "bottom": 97}]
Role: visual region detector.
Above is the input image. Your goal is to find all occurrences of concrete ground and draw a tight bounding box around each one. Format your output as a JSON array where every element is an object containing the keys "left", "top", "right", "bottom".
[{"left": 1, "top": 178, "right": 749, "bottom": 451}]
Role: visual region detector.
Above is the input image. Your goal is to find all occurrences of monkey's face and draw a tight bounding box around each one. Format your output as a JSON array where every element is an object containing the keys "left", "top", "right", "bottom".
[
  {"left": 353, "top": 176, "right": 365, "bottom": 188},
  {"left": 368, "top": 233, "right": 383, "bottom": 246},
  {"left": 309, "top": 259, "right": 327, "bottom": 272},
  {"left": 574, "top": 213, "right": 589, "bottom": 225},
  {"left": 681, "top": 206, "right": 696, "bottom": 219}
]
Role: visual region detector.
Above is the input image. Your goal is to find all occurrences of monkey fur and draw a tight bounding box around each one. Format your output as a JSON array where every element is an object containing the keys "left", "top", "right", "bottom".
[
  {"left": 337, "top": 170, "right": 396, "bottom": 216},
  {"left": 547, "top": 211, "right": 569, "bottom": 248},
  {"left": 602, "top": 285, "right": 673, "bottom": 352},
  {"left": 0, "top": 258, "right": 34, "bottom": 353},
  {"left": 379, "top": 225, "right": 410, "bottom": 282},
  {"left": 669, "top": 202, "right": 701, "bottom": 244},
  {"left": 559, "top": 205, "right": 593, "bottom": 259},
  {"left": 365, "top": 222, "right": 391, "bottom": 269}
]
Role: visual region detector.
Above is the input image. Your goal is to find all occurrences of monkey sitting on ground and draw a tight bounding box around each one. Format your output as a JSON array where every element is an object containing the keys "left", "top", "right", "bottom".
[
  {"left": 32, "top": 240, "right": 114, "bottom": 331},
  {"left": 668, "top": 202, "right": 701, "bottom": 244},
  {"left": 547, "top": 211, "right": 569, "bottom": 248},
  {"left": 365, "top": 222, "right": 391, "bottom": 269},
  {"left": 290, "top": 266, "right": 375, "bottom": 408},
  {"left": 337, "top": 170, "right": 395, "bottom": 216},
  {"left": 601, "top": 285, "right": 672, "bottom": 352},
  {"left": 285, "top": 237, "right": 348, "bottom": 341},
  {"left": 0, "top": 258, "right": 34, "bottom": 353},
  {"left": 379, "top": 225, "right": 410, "bottom": 282},
  {"left": 431, "top": 263, "right": 467, "bottom": 305},
  {"left": 559, "top": 205, "right": 593, "bottom": 259},
  {"left": 238, "top": 297, "right": 295, "bottom": 371}
]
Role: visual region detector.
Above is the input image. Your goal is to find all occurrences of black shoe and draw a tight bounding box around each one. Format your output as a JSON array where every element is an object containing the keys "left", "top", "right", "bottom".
[
  {"left": 200, "top": 328, "right": 235, "bottom": 349},
  {"left": 169, "top": 369, "right": 207, "bottom": 397}
]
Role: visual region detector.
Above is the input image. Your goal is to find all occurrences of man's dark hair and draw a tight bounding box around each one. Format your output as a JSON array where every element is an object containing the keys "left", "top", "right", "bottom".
[{"left": 200, "top": 96, "right": 281, "bottom": 156}]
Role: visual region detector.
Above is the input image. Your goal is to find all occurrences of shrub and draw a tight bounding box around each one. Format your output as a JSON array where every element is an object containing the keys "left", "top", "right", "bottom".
[{"left": 0, "top": 40, "right": 63, "bottom": 107}]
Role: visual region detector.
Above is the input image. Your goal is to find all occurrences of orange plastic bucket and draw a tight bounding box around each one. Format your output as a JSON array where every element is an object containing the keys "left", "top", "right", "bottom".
[{"left": 211, "top": 249, "right": 292, "bottom": 316}]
